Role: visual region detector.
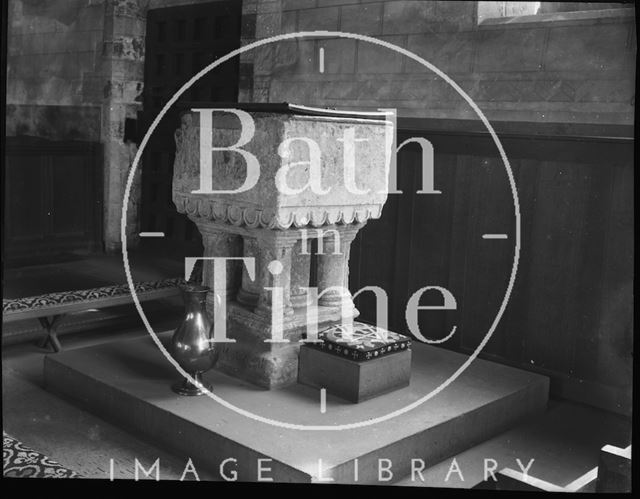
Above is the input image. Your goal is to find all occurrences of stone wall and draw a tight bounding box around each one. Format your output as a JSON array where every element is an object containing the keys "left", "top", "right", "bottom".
[
  {"left": 6, "top": 0, "right": 106, "bottom": 140},
  {"left": 242, "top": 0, "right": 636, "bottom": 125},
  {"left": 5, "top": 0, "right": 635, "bottom": 252},
  {"left": 5, "top": 0, "right": 229, "bottom": 252}
]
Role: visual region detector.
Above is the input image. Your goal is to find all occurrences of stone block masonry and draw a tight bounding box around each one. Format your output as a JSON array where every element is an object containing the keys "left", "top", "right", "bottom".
[{"left": 243, "top": 1, "right": 635, "bottom": 125}]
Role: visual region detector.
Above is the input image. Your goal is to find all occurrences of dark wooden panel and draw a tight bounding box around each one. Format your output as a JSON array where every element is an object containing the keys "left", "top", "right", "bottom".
[
  {"left": 5, "top": 154, "right": 47, "bottom": 241},
  {"left": 51, "top": 155, "right": 89, "bottom": 237},
  {"left": 519, "top": 162, "right": 592, "bottom": 373},
  {"left": 4, "top": 138, "right": 103, "bottom": 263},
  {"left": 350, "top": 193, "right": 401, "bottom": 328},
  {"left": 404, "top": 151, "right": 458, "bottom": 343},
  {"left": 139, "top": 1, "right": 241, "bottom": 259},
  {"left": 349, "top": 126, "right": 633, "bottom": 415},
  {"left": 592, "top": 161, "right": 633, "bottom": 412},
  {"left": 456, "top": 154, "right": 515, "bottom": 358}
]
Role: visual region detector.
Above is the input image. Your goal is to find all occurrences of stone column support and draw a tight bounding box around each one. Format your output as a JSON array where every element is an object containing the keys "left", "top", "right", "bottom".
[
  {"left": 255, "top": 234, "right": 296, "bottom": 319},
  {"left": 237, "top": 236, "right": 262, "bottom": 309},
  {"left": 196, "top": 223, "right": 242, "bottom": 316},
  {"left": 290, "top": 238, "right": 312, "bottom": 308},
  {"left": 316, "top": 226, "right": 361, "bottom": 310}
]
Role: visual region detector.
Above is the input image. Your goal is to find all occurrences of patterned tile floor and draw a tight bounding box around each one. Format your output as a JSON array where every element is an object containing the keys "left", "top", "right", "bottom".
[{"left": 4, "top": 432, "right": 81, "bottom": 478}]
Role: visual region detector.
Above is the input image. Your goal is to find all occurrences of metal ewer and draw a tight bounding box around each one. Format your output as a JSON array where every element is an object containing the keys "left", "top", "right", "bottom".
[{"left": 170, "top": 283, "right": 219, "bottom": 396}]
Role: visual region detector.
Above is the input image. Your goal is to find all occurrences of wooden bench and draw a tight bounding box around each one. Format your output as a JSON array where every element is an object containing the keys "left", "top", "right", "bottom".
[{"left": 2, "top": 277, "right": 185, "bottom": 352}]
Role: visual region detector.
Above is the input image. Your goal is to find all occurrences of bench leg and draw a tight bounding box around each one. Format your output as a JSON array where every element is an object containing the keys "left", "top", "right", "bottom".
[{"left": 37, "top": 315, "right": 65, "bottom": 353}]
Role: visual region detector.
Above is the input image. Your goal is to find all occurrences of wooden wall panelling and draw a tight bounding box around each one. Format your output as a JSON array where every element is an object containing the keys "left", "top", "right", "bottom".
[
  {"left": 591, "top": 160, "right": 633, "bottom": 413},
  {"left": 405, "top": 151, "right": 458, "bottom": 345},
  {"left": 349, "top": 126, "right": 633, "bottom": 415},
  {"left": 140, "top": 1, "right": 241, "bottom": 258},
  {"left": 4, "top": 139, "right": 103, "bottom": 262}
]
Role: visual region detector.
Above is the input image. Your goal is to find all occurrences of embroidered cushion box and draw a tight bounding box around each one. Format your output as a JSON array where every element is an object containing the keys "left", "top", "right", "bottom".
[
  {"left": 306, "top": 322, "right": 412, "bottom": 361},
  {"left": 298, "top": 322, "right": 412, "bottom": 403}
]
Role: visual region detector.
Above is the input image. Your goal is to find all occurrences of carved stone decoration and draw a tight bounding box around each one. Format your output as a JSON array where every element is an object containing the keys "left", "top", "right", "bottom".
[
  {"left": 172, "top": 193, "right": 384, "bottom": 230},
  {"left": 171, "top": 105, "right": 392, "bottom": 388},
  {"left": 172, "top": 110, "right": 390, "bottom": 230}
]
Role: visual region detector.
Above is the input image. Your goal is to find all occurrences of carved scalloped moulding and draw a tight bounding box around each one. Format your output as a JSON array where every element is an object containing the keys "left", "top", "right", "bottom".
[{"left": 173, "top": 194, "right": 383, "bottom": 230}]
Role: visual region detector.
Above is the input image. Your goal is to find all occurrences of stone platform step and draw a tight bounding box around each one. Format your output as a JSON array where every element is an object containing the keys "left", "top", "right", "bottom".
[{"left": 43, "top": 331, "right": 549, "bottom": 484}]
